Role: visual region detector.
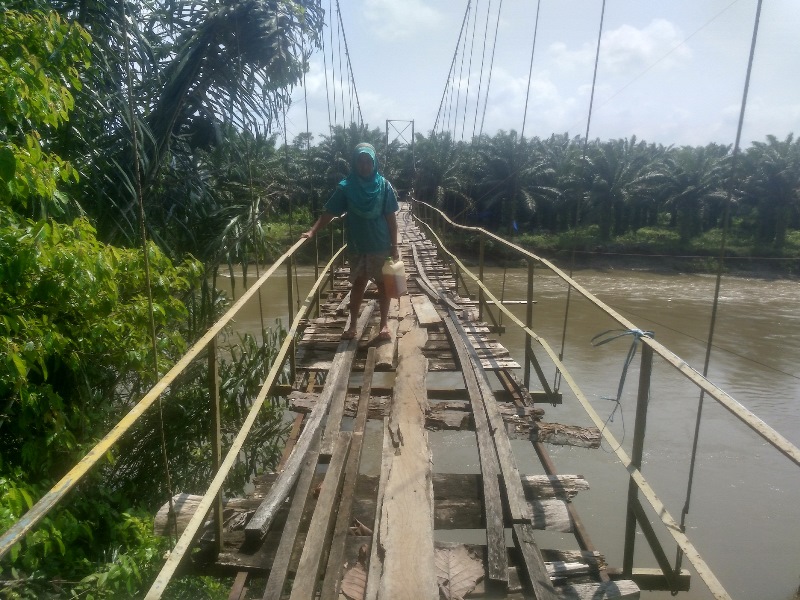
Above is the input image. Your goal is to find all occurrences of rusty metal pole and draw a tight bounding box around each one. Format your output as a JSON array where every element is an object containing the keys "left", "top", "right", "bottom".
[
  {"left": 623, "top": 343, "right": 654, "bottom": 575},
  {"left": 286, "top": 259, "right": 296, "bottom": 383},
  {"left": 478, "top": 233, "right": 486, "bottom": 322},
  {"left": 208, "top": 336, "right": 223, "bottom": 556},
  {"left": 524, "top": 259, "right": 534, "bottom": 389}
]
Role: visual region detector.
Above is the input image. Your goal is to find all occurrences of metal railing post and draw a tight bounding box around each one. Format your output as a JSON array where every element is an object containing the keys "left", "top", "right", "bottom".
[
  {"left": 286, "top": 259, "right": 296, "bottom": 383},
  {"left": 524, "top": 259, "right": 534, "bottom": 390},
  {"left": 623, "top": 343, "right": 654, "bottom": 575},
  {"left": 208, "top": 336, "right": 224, "bottom": 556},
  {"left": 478, "top": 233, "right": 486, "bottom": 322}
]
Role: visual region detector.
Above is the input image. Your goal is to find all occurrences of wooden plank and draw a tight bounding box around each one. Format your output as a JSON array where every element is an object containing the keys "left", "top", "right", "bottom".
[
  {"left": 441, "top": 313, "right": 508, "bottom": 588},
  {"left": 374, "top": 319, "right": 398, "bottom": 370},
  {"left": 320, "top": 303, "right": 375, "bottom": 457},
  {"left": 555, "top": 580, "right": 640, "bottom": 599},
  {"left": 447, "top": 309, "right": 531, "bottom": 525},
  {"left": 410, "top": 294, "right": 442, "bottom": 326},
  {"left": 512, "top": 523, "right": 560, "bottom": 600},
  {"left": 364, "top": 421, "right": 392, "bottom": 600},
  {"left": 260, "top": 434, "right": 321, "bottom": 599},
  {"left": 319, "top": 348, "right": 377, "bottom": 600},
  {"left": 288, "top": 432, "right": 352, "bottom": 600},
  {"left": 375, "top": 325, "right": 437, "bottom": 600},
  {"left": 244, "top": 303, "right": 374, "bottom": 543}
]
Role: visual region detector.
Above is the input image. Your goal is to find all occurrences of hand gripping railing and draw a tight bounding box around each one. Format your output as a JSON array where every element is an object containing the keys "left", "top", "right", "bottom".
[{"left": 412, "top": 199, "right": 800, "bottom": 600}]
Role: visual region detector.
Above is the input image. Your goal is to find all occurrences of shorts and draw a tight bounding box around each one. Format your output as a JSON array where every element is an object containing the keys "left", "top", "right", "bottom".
[{"left": 348, "top": 253, "right": 386, "bottom": 285}]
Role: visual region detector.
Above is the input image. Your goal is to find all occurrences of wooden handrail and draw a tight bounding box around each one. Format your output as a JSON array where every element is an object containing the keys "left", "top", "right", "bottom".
[
  {"left": 413, "top": 200, "right": 800, "bottom": 468},
  {"left": 0, "top": 236, "right": 339, "bottom": 560}
]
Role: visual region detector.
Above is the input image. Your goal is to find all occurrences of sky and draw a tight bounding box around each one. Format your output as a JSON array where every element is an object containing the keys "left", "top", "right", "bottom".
[{"left": 282, "top": 0, "right": 799, "bottom": 149}]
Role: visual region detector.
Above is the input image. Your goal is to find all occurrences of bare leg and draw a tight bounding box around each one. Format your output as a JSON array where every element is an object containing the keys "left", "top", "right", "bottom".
[{"left": 343, "top": 275, "right": 368, "bottom": 338}]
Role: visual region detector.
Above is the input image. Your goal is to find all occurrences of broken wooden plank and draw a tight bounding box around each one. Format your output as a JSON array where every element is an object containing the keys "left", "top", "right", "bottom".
[
  {"left": 260, "top": 433, "right": 321, "bottom": 599},
  {"left": 441, "top": 312, "right": 508, "bottom": 588},
  {"left": 319, "top": 348, "right": 377, "bottom": 600},
  {"left": 244, "top": 303, "right": 373, "bottom": 543},
  {"left": 375, "top": 325, "right": 437, "bottom": 600},
  {"left": 288, "top": 432, "right": 351, "bottom": 600}
]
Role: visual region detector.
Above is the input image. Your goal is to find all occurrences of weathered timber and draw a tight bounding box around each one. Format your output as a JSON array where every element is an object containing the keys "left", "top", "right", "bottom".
[
  {"left": 555, "top": 580, "right": 640, "bottom": 599},
  {"left": 261, "top": 434, "right": 321, "bottom": 599},
  {"left": 374, "top": 319, "right": 398, "bottom": 369},
  {"left": 410, "top": 294, "right": 442, "bottom": 326},
  {"left": 506, "top": 420, "right": 602, "bottom": 449},
  {"left": 288, "top": 432, "right": 351, "bottom": 600},
  {"left": 364, "top": 421, "right": 392, "bottom": 600},
  {"left": 441, "top": 309, "right": 508, "bottom": 587},
  {"left": 447, "top": 308, "right": 532, "bottom": 525},
  {"left": 319, "top": 348, "right": 376, "bottom": 600},
  {"left": 244, "top": 303, "right": 373, "bottom": 543},
  {"left": 320, "top": 303, "right": 378, "bottom": 456},
  {"left": 375, "top": 325, "right": 437, "bottom": 600}
]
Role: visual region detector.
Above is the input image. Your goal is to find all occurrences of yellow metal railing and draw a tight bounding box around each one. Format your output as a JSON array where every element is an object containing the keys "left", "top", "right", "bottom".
[
  {"left": 412, "top": 199, "right": 800, "bottom": 600},
  {"left": 0, "top": 235, "right": 346, "bottom": 599}
]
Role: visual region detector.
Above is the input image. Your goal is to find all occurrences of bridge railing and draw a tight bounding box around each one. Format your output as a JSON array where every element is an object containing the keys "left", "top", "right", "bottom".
[
  {"left": 411, "top": 199, "right": 800, "bottom": 600},
  {"left": 0, "top": 232, "right": 346, "bottom": 598}
]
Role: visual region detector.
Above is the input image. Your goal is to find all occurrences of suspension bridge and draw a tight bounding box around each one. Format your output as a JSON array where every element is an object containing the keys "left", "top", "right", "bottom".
[{"left": 3, "top": 201, "right": 798, "bottom": 600}]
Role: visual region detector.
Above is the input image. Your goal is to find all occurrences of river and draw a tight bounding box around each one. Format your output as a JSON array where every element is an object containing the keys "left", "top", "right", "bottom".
[{"left": 221, "top": 264, "right": 800, "bottom": 600}]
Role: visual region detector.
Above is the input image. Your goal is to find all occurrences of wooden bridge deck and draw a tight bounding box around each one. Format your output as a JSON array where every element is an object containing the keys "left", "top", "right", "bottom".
[{"left": 161, "top": 206, "right": 640, "bottom": 599}]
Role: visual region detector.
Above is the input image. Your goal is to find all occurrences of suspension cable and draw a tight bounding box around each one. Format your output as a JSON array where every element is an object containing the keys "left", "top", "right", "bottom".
[
  {"left": 471, "top": 0, "right": 492, "bottom": 140},
  {"left": 452, "top": 1, "right": 472, "bottom": 139},
  {"left": 478, "top": 0, "right": 503, "bottom": 138},
  {"left": 121, "top": 0, "right": 177, "bottom": 540},
  {"left": 460, "top": 0, "right": 479, "bottom": 141},
  {"left": 327, "top": 0, "right": 338, "bottom": 127},
  {"left": 553, "top": 0, "right": 606, "bottom": 392},
  {"left": 433, "top": 0, "right": 472, "bottom": 135},
  {"left": 335, "top": 0, "right": 363, "bottom": 127},
  {"left": 675, "top": 0, "right": 764, "bottom": 576}
]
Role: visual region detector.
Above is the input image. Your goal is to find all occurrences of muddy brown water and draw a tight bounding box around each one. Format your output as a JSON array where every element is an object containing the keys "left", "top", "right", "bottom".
[{"left": 220, "top": 265, "right": 800, "bottom": 600}]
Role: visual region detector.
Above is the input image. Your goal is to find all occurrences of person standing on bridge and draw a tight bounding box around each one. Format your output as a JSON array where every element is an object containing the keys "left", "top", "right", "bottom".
[{"left": 301, "top": 142, "right": 400, "bottom": 341}]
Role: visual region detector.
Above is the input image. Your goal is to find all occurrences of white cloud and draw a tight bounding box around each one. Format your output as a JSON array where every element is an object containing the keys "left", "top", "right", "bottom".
[
  {"left": 362, "top": 0, "right": 445, "bottom": 40},
  {"left": 548, "top": 19, "right": 691, "bottom": 75},
  {"left": 601, "top": 19, "right": 692, "bottom": 74}
]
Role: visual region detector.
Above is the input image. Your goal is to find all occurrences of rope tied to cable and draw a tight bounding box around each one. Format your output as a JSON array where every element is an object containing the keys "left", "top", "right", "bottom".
[{"left": 591, "top": 328, "right": 654, "bottom": 423}]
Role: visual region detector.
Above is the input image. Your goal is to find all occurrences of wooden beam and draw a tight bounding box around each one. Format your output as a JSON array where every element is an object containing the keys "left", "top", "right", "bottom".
[
  {"left": 260, "top": 434, "right": 321, "bottom": 599},
  {"left": 244, "top": 303, "right": 374, "bottom": 543},
  {"left": 288, "top": 433, "right": 352, "bottom": 600},
  {"left": 374, "top": 325, "right": 437, "bottom": 599},
  {"left": 319, "top": 348, "right": 377, "bottom": 600},
  {"left": 441, "top": 313, "right": 508, "bottom": 588}
]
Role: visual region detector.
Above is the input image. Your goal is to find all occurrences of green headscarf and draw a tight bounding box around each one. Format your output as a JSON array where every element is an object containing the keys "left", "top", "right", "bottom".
[{"left": 340, "top": 142, "right": 386, "bottom": 219}]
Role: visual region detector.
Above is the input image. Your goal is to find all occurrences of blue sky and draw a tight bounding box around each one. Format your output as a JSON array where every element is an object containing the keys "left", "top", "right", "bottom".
[{"left": 283, "top": 0, "right": 799, "bottom": 148}]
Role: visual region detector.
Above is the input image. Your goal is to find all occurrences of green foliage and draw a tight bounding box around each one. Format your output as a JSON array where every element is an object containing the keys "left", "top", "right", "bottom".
[{"left": 0, "top": 10, "right": 90, "bottom": 217}]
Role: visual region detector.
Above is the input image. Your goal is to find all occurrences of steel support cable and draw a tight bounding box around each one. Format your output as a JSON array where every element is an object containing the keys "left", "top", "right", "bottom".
[
  {"left": 320, "top": 6, "right": 333, "bottom": 132},
  {"left": 327, "top": 0, "right": 338, "bottom": 127},
  {"left": 554, "top": 0, "right": 606, "bottom": 393},
  {"left": 675, "top": 0, "right": 764, "bottom": 579},
  {"left": 478, "top": 0, "right": 503, "bottom": 138},
  {"left": 471, "top": 0, "right": 492, "bottom": 140},
  {"left": 121, "top": 0, "right": 177, "bottom": 542},
  {"left": 335, "top": 0, "right": 345, "bottom": 125},
  {"left": 335, "top": 0, "right": 363, "bottom": 127},
  {"left": 452, "top": 1, "right": 472, "bottom": 139},
  {"left": 432, "top": 0, "right": 472, "bottom": 135},
  {"left": 460, "top": 0, "right": 479, "bottom": 141},
  {"left": 235, "top": 20, "right": 268, "bottom": 340}
]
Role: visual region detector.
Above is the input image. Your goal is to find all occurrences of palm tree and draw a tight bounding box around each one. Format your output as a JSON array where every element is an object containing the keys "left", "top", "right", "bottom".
[
  {"left": 657, "top": 144, "right": 730, "bottom": 243},
  {"left": 741, "top": 134, "right": 800, "bottom": 250}
]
